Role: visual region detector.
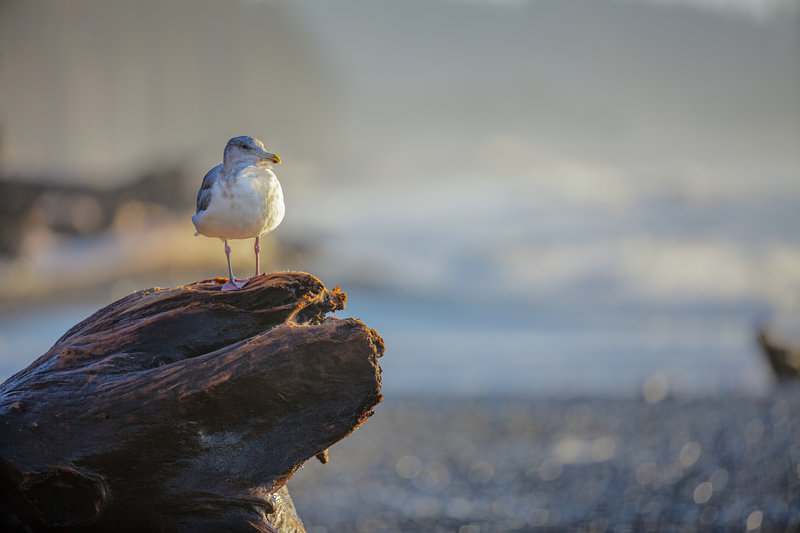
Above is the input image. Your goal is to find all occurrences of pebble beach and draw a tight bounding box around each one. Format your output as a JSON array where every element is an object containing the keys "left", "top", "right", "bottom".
[{"left": 289, "top": 389, "right": 800, "bottom": 533}]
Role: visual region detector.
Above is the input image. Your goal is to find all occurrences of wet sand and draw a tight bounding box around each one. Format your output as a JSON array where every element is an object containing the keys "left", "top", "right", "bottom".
[{"left": 289, "top": 389, "right": 800, "bottom": 532}]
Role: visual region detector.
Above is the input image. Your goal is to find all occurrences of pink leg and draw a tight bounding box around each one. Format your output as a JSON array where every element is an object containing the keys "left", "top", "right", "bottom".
[
  {"left": 224, "top": 239, "right": 234, "bottom": 280},
  {"left": 254, "top": 236, "right": 261, "bottom": 278},
  {"left": 221, "top": 239, "right": 248, "bottom": 291}
]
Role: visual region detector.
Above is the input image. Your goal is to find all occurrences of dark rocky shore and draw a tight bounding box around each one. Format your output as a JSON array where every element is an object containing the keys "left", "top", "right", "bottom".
[{"left": 289, "top": 389, "right": 800, "bottom": 533}]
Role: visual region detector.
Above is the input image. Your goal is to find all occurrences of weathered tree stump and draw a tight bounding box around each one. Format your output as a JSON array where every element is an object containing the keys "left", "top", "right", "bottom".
[{"left": 0, "top": 272, "right": 385, "bottom": 532}]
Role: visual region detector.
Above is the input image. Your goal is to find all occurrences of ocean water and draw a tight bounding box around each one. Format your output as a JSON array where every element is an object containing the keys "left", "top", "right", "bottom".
[
  {"left": 2, "top": 170, "right": 788, "bottom": 398},
  {"left": 287, "top": 174, "right": 793, "bottom": 397}
]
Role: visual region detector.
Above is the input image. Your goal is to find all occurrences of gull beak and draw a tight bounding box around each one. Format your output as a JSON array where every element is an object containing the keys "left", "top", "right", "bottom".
[{"left": 259, "top": 151, "right": 281, "bottom": 164}]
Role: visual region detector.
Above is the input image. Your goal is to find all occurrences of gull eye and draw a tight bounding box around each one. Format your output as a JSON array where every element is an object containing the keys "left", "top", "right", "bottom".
[{"left": 241, "top": 144, "right": 250, "bottom": 150}]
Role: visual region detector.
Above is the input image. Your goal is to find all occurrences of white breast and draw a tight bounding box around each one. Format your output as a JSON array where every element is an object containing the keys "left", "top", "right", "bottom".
[{"left": 192, "top": 165, "right": 284, "bottom": 240}]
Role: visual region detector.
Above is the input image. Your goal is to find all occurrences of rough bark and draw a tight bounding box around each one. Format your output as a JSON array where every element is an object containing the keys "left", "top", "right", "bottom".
[{"left": 0, "top": 272, "right": 385, "bottom": 532}]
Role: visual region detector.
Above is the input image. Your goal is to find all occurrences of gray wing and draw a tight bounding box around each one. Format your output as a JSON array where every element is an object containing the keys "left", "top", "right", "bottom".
[{"left": 195, "top": 164, "right": 222, "bottom": 214}]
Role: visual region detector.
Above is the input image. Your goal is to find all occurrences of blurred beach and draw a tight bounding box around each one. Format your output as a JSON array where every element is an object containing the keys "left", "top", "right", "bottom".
[
  {"left": 288, "top": 391, "right": 800, "bottom": 532},
  {"left": 1, "top": 0, "right": 799, "bottom": 529}
]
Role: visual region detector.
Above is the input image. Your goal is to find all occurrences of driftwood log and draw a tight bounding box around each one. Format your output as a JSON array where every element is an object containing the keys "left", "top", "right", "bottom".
[{"left": 0, "top": 272, "right": 385, "bottom": 532}]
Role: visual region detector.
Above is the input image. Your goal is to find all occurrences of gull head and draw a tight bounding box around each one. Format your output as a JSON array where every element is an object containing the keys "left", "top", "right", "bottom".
[{"left": 223, "top": 135, "right": 281, "bottom": 167}]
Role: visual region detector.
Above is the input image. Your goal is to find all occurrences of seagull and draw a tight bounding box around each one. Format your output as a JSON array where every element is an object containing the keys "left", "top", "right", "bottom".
[{"left": 192, "top": 136, "right": 284, "bottom": 291}]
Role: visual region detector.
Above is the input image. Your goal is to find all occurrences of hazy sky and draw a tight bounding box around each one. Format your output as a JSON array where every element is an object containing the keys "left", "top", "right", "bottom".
[{"left": 1, "top": 0, "right": 797, "bottom": 191}]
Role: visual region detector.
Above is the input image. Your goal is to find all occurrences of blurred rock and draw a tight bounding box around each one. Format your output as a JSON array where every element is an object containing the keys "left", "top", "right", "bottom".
[
  {"left": 758, "top": 328, "right": 800, "bottom": 381},
  {"left": 0, "top": 165, "right": 190, "bottom": 257}
]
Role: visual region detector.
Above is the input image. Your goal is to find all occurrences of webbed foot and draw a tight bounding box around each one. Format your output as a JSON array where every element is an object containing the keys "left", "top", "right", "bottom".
[{"left": 221, "top": 278, "right": 249, "bottom": 291}]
